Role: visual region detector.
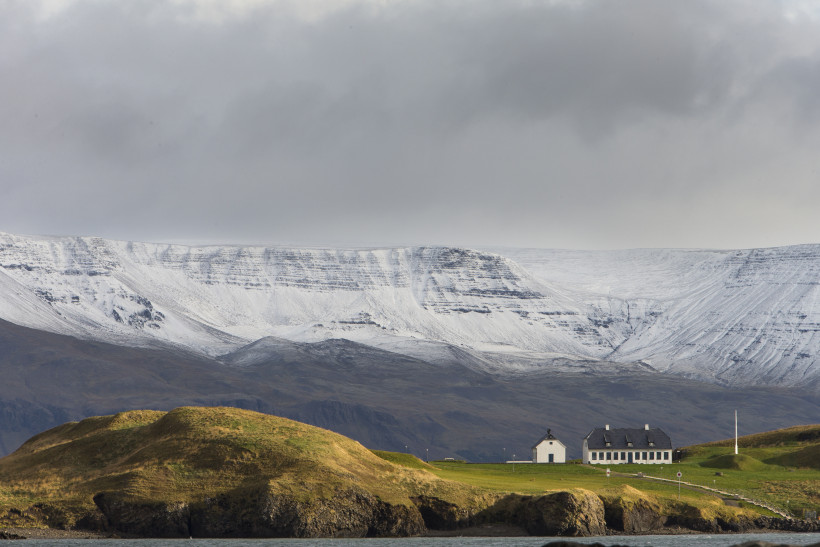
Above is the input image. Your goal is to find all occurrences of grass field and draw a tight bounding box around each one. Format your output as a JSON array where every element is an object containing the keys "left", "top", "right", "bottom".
[
  {"left": 1, "top": 408, "right": 817, "bottom": 533},
  {"left": 427, "top": 461, "right": 736, "bottom": 504},
  {"left": 391, "top": 425, "right": 820, "bottom": 520}
]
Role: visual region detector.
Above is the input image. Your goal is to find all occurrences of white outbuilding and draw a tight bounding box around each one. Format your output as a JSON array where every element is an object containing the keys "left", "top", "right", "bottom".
[{"left": 531, "top": 429, "right": 566, "bottom": 463}]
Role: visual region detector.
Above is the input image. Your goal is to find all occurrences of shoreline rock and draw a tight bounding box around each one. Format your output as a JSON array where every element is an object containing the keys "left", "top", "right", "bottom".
[{"left": 7, "top": 488, "right": 820, "bottom": 538}]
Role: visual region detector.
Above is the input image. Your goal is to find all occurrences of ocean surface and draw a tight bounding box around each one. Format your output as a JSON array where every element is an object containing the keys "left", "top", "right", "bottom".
[{"left": 16, "top": 533, "right": 820, "bottom": 547}]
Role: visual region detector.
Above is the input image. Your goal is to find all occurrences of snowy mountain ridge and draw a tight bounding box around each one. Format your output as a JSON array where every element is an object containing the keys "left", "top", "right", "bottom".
[{"left": 1, "top": 232, "right": 818, "bottom": 389}]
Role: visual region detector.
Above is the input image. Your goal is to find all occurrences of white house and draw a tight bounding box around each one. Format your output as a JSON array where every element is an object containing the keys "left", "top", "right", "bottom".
[
  {"left": 531, "top": 429, "right": 566, "bottom": 463},
  {"left": 582, "top": 424, "right": 672, "bottom": 465}
]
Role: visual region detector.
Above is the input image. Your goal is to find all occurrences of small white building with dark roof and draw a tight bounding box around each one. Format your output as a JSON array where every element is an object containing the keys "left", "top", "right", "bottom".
[
  {"left": 532, "top": 428, "right": 566, "bottom": 463},
  {"left": 583, "top": 424, "right": 672, "bottom": 465}
]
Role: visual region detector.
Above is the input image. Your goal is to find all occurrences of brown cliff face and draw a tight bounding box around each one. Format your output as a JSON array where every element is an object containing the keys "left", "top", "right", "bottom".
[
  {"left": 88, "top": 486, "right": 614, "bottom": 538},
  {"left": 92, "top": 487, "right": 427, "bottom": 538},
  {"left": 601, "top": 492, "right": 666, "bottom": 533},
  {"left": 464, "top": 490, "right": 607, "bottom": 537}
]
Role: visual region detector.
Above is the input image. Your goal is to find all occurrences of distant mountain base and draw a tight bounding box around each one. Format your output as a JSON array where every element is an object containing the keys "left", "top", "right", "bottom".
[{"left": 1, "top": 319, "right": 818, "bottom": 460}]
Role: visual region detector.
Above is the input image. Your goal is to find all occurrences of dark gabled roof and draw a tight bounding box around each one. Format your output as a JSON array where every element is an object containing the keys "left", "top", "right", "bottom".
[
  {"left": 531, "top": 432, "right": 565, "bottom": 449},
  {"left": 584, "top": 427, "right": 672, "bottom": 450}
]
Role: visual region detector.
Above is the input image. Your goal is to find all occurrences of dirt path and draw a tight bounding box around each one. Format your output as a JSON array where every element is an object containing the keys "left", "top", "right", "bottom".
[{"left": 582, "top": 465, "right": 791, "bottom": 518}]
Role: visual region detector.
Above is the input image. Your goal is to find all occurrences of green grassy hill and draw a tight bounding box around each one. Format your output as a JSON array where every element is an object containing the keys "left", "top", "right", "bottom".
[
  {"left": 692, "top": 425, "right": 820, "bottom": 453},
  {"left": 698, "top": 454, "right": 770, "bottom": 471},
  {"left": 0, "top": 407, "right": 488, "bottom": 536},
  {"left": 370, "top": 450, "right": 435, "bottom": 470},
  {"left": 679, "top": 424, "right": 820, "bottom": 517},
  {"left": 0, "top": 408, "right": 815, "bottom": 537}
]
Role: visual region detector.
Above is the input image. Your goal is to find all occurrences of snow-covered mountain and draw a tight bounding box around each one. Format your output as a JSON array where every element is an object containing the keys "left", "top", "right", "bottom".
[{"left": 1, "top": 232, "right": 818, "bottom": 389}]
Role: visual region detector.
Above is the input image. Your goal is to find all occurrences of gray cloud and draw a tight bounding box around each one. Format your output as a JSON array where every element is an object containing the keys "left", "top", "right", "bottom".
[{"left": 1, "top": 0, "right": 819, "bottom": 249}]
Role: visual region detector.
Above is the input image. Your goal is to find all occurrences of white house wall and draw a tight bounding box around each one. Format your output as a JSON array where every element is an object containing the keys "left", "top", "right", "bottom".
[
  {"left": 582, "top": 446, "right": 672, "bottom": 464},
  {"left": 532, "top": 440, "right": 566, "bottom": 463}
]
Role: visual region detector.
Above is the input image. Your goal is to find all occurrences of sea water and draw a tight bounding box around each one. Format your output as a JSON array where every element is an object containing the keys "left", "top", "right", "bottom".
[{"left": 16, "top": 533, "right": 820, "bottom": 547}]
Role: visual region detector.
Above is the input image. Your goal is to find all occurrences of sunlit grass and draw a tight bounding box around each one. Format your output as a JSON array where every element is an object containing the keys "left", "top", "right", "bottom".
[
  {"left": 1, "top": 409, "right": 816, "bottom": 531},
  {"left": 0, "top": 407, "right": 489, "bottom": 528}
]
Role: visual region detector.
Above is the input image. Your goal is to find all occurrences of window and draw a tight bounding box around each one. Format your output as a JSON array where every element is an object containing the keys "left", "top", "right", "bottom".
[
  {"left": 599, "top": 452, "right": 604, "bottom": 460},
  {"left": 621, "top": 452, "right": 626, "bottom": 460},
  {"left": 649, "top": 451, "right": 654, "bottom": 460},
  {"left": 635, "top": 452, "right": 640, "bottom": 460},
  {"left": 614, "top": 452, "right": 619, "bottom": 460},
  {"left": 591, "top": 452, "right": 597, "bottom": 461},
  {"left": 664, "top": 451, "right": 670, "bottom": 460},
  {"left": 656, "top": 452, "right": 662, "bottom": 460},
  {"left": 642, "top": 452, "right": 648, "bottom": 460},
  {"left": 606, "top": 452, "right": 612, "bottom": 460}
]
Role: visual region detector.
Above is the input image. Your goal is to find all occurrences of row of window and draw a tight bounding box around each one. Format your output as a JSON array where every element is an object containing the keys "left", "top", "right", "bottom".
[{"left": 589, "top": 450, "right": 669, "bottom": 461}]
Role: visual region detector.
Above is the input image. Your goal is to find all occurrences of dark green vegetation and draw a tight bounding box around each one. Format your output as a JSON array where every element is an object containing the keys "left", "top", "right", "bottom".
[{"left": 2, "top": 318, "right": 820, "bottom": 465}]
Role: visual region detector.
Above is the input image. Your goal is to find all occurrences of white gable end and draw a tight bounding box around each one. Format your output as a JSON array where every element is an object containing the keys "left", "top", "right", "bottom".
[{"left": 532, "top": 438, "right": 566, "bottom": 463}]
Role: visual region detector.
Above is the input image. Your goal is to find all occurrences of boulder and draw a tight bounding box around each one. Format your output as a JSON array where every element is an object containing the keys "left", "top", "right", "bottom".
[
  {"left": 602, "top": 494, "right": 665, "bottom": 533},
  {"left": 484, "top": 490, "right": 606, "bottom": 537}
]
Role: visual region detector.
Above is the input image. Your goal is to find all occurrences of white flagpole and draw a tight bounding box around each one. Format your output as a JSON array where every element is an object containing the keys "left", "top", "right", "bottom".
[{"left": 734, "top": 410, "right": 738, "bottom": 455}]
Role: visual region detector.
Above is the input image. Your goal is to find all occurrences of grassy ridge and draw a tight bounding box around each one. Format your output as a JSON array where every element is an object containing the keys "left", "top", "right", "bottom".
[
  {"left": 692, "top": 425, "right": 820, "bottom": 454},
  {"left": 0, "top": 407, "right": 487, "bottom": 528},
  {"left": 675, "top": 424, "right": 820, "bottom": 516},
  {"left": 370, "top": 450, "right": 434, "bottom": 470},
  {"left": 0, "top": 409, "right": 816, "bottom": 533},
  {"left": 382, "top": 424, "right": 820, "bottom": 521},
  {"left": 699, "top": 454, "right": 770, "bottom": 471}
]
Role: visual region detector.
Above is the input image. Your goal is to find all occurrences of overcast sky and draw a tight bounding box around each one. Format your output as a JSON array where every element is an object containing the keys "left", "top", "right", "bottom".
[{"left": 3, "top": 0, "right": 820, "bottom": 250}]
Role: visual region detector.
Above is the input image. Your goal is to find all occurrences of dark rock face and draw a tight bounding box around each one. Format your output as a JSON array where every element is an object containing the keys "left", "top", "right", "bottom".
[
  {"left": 412, "top": 495, "right": 474, "bottom": 530},
  {"left": 38, "top": 488, "right": 820, "bottom": 538},
  {"left": 480, "top": 491, "right": 607, "bottom": 537},
  {"left": 661, "top": 510, "right": 810, "bottom": 534},
  {"left": 602, "top": 496, "right": 666, "bottom": 533},
  {"left": 189, "top": 486, "right": 424, "bottom": 538},
  {"left": 753, "top": 516, "right": 820, "bottom": 533},
  {"left": 92, "top": 493, "right": 190, "bottom": 538},
  {"left": 91, "top": 488, "right": 612, "bottom": 538},
  {"left": 92, "top": 487, "right": 425, "bottom": 538}
]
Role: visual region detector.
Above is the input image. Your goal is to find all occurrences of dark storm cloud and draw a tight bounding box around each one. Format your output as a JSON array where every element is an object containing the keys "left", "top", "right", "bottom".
[{"left": 1, "top": 0, "right": 819, "bottom": 249}]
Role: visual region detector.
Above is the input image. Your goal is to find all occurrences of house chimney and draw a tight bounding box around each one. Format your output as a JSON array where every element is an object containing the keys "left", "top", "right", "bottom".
[
  {"left": 605, "top": 424, "right": 610, "bottom": 430},
  {"left": 645, "top": 424, "right": 650, "bottom": 430}
]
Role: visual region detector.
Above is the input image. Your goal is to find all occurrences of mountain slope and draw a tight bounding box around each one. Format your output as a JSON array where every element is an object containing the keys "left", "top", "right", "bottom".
[
  {"left": 501, "top": 246, "right": 820, "bottom": 387},
  {"left": 1, "top": 232, "right": 819, "bottom": 388}
]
